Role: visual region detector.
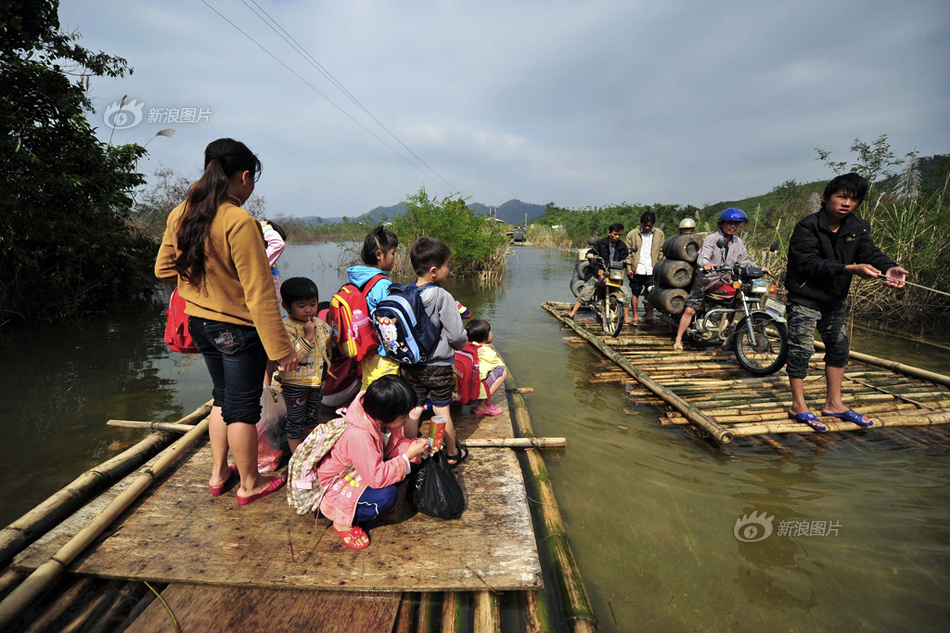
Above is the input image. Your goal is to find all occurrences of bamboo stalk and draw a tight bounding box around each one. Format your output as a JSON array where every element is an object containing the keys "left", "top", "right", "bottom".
[
  {"left": 0, "top": 417, "right": 211, "bottom": 629},
  {"left": 84, "top": 581, "right": 150, "bottom": 633},
  {"left": 416, "top": 592, "right": 439, "bottom": 633},
  {"left": 464, "top": 438, "right": 567, "bottom": 449},
  {"left": 110, "top": 582, "right": 161, "bottom": 632},
  {"left": 394, "top": 592, "right": 417, "bottom": 633},
  {"left": 727, "top": 410, "right": 950, "bottom": 437},
  {"left": 519, "top": 589, "right": 555, "bottom": 633},
  {"left": 816, "top": 341, "right": 950, "bottom": 388},
  {"left": 0, "top": 568, "right": 26, "bottom": 598},
  {"left": 506, "top": 371, "right": 599, "bottom": 633},
  {"left": 473, "top": 591, "right": 500, "bottom": 633},
  {"left": 441, "top": 591, "right": 463, "bottom": 633},
  {"left": 107, "top": 420, "right": 196, "bottom": 433},
  {"left": 544, "top": 303, "right": 732, "bottom": 444},
  {"left": 0, "top": 401, "right": 211, "bottom": 571}
]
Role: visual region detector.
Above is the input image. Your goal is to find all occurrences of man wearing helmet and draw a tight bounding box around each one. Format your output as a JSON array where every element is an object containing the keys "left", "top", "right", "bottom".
[
  {"left": 785, "top": 173, "right": 907, "bottom": 431},
  {"left": 672, "top": 208, "right": 759, "bottom": 350},
  {"left": 678, "top": 218, "right": 696, "bottom": 235}
]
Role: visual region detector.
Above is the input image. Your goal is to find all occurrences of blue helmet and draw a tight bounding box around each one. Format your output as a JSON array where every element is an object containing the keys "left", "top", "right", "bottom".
[{"left": 719, "top": 208, "right": 749, "bottom": 223}]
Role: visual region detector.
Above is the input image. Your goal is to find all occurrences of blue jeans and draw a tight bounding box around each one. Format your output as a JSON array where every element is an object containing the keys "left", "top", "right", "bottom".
[
  {"left": 786, "top": 304, "right": 849, "bottom": 379},
  {"left": 189, "top": 317, "right": 268, "bottom": 424}
]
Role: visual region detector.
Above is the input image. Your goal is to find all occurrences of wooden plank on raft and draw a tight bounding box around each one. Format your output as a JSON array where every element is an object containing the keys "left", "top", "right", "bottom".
[
  {"left": 14, "top": 398, "right": 542, "bottom": 593},
  {"left": 126, "top": 585, "right": 400, "bottom": 633}
]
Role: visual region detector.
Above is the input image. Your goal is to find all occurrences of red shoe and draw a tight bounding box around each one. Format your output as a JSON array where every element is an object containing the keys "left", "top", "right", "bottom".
[
  {"left": 333, "top": 524, "right": 370, "bottom": 550},
  {"left": 236, "top": 474, "right": 286, "bottom": 506},
  {"left": 209, "top": 464, "right": 239, "bottom": 497},
  {"left": 474, "top": 404, "right": 502, "bottom": 416}
]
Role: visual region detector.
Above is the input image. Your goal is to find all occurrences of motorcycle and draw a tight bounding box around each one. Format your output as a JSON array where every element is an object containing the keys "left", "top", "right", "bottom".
[
  {"left": 680, "top": 239, "right": 788, "bottom": 376},
  {"left": 569, "top": 238, "right": 634, "bottom": 337}
]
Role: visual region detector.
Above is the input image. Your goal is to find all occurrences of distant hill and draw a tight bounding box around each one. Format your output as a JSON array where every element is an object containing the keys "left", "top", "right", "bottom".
[{"left": 299, "top": 198, "right": 546, "bottom": 226}]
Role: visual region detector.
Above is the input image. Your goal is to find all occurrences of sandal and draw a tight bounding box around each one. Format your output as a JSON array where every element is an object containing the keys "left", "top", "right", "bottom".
[
  {"left": 236, "top": 474, "right": 286, "bottom": 506},
  {"left": 474, "top": 404, "right": 502, "bottom": 416},
  {"left": 333, "top": 524, "right": 370, "bottom": 550},
  {"left": 209, "top": 463, "right": 239, "bottom": 497},
  {"left": 445, "top": 445, "right": 469, "bottom": 469},
  {"left": 672, "top": 342, "right": 683, "bottom": 351},
  {"left": 787, "top": 411, "right": 826, "bottom": 431},
  {"left": 822, "top": 408, "right": 873, "bottom": 428}
]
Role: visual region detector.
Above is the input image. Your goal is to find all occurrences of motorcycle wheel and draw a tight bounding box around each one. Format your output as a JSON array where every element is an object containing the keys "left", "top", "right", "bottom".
[
  {"left": 734, "top": 314, "right": 788, "bottom": 376},
  {"left": 602, "top": 293, "right": 624, "bottom": 337}
]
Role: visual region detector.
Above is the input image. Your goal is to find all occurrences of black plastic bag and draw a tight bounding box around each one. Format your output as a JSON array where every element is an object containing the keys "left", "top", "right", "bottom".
[{"left": 407, "top": 451, "right": 465, "bottom": 519}]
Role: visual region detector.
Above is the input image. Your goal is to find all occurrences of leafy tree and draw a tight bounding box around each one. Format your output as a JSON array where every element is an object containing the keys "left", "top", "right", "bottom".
[{"left": 0, "top": 0, "right": 155, "bottom": 326}]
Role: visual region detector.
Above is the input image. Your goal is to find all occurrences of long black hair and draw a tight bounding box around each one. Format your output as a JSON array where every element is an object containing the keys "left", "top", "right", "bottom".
[
  {"left": 360, "top": 225, "right": 399, "bottom": 266},
  {"left": 173, "top": 138, "right": 262, "bottom": 286}
]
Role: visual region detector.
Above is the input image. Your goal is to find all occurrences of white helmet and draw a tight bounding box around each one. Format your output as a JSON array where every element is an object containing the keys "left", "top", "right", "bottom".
[{"left": 678, "top": 218, "right": 696, "bottom": 229}]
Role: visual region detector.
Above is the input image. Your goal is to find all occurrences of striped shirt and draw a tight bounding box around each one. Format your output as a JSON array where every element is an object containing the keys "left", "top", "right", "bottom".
[{"left": 279, "top": 316, "right": 333, "bottom": 387}]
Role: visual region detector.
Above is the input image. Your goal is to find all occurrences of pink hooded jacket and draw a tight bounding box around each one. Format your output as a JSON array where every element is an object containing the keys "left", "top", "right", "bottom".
[{"left": 316, "top": 392, "right": 417, "bottom": 526}]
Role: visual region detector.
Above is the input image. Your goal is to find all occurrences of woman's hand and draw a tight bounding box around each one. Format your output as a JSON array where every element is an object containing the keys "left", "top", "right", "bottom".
[
  {"left": 405, "top": 438, "right": 429, "bottom": 460},
  {"left": 277, "top": 350, "right": 299, "bottom": 372}
]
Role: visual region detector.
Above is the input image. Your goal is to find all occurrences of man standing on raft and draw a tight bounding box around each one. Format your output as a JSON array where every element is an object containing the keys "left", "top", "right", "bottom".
[{"left": 785, "top": 173, "right": 907, "bottom": 431}]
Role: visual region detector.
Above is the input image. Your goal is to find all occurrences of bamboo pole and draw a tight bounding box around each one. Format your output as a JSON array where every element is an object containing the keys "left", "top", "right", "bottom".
[
  {"left": 519, "top": 588, "right": 555, "bottom": 633},
  {"left": 0, "top": 401, "right": 211, "bottom": 571},
  {"left": 59, "top": 579, "right": 124, "bottom": 633},
  {"left": 441, "top": 591, "right": 466, "bottom": 633},
  {"left": 394, "top": 592, "right": 417, "bottom": 633},
  {"left": 473, "top": 591, "right": 500, "bottom": 633},
  {"left": 107, "top": 420, "right": 196, "bottom": 433},
  {"left": 0, "top": 568, "right": 26, "bottom": 598},
  {"left": 416, "top": 592, "right": 439, "bottom": 633},
  {"left": 816, "top": 341, "right": 950, "bottom": 388},
  {"left": 0, "top": 417, "right": 211, "bottom": 629},
  {"left": 85, "top": 581, "right": 150, "bottom": 633},
  {"left": 727, "top": 410, "right": 950, "bottom": 437},
  {"left": 544, "top": 302, "right": 733, "bottom": 444},
  {"left": 506, "top": 371, "right": 599, "bottom": 633},
  {"left": 464, "top": 438, "right": 566, "bottom": 449}
]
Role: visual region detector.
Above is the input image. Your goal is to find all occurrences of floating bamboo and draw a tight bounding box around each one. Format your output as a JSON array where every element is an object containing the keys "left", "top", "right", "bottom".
[
  {"left": 0, "top": 416, "right": 211, "bottom": 629},
  {"left": 0, "top": 401, "right": 211, "bottom": 570},
  {"left": 506, "top": 370, "right": 599, "bottom": 633},
  {"left": 544, "top": 302, "right": 733, "bottom": 444},
  {"left": 816, "top": 341, "right": 950, "bottom": 388},
  {"left": 473, "top": 591, "right": 500, "bottom": 633}
]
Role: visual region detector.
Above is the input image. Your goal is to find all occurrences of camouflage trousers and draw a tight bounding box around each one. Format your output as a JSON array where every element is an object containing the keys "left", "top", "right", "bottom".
[{"left": 785, "top": 303, "right": 849, "bottom": 379}]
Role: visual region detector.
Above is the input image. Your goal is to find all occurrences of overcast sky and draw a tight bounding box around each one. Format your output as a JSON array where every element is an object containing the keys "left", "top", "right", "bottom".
[{"left": 62, "top": 0, "right": 950, "bottom": 218}]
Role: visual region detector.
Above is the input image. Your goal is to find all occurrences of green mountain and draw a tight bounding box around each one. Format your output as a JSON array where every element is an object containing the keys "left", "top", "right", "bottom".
[{"left": 299, "top": 198, "right": 546, "bottom": 227}]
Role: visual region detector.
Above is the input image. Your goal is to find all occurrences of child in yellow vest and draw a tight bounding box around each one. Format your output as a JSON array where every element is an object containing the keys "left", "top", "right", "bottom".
[{"left": 464, "top": 319, "right": 507, "bottom": 416}]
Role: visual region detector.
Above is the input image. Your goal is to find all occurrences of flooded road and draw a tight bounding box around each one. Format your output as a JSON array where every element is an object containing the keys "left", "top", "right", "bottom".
[{"left": 2, "top": 243, "right": 948, "bottom": 631}]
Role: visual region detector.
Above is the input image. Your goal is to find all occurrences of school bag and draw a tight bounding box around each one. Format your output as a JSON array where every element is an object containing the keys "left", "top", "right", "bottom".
[
  {"left": 326, "top": 273, "right": 387, "bottom": 361},
  {"left": 453, "top": 342, "right": 481, "bottom": 404},
  {"left": 163, "top": 287, "right": 199, "bottom": 354},
  {"left": 373, "top": 283, "right": 441, "bottom": 364},
  {"left": 286, "top": 416, "right": 351, "bottom": 515}
]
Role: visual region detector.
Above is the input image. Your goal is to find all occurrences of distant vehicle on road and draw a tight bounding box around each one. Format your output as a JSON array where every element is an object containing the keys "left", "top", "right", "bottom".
[{"left": 512, "top": 227, "right": 526, "bottom": 243}]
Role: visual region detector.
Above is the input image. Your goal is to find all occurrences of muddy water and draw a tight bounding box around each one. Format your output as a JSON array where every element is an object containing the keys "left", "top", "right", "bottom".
[{"left": 1, "top": 243, "right": 948, "bottom": 632}]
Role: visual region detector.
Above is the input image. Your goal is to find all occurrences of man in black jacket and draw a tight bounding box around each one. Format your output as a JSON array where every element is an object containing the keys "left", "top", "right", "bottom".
[
  {"left": 785, "top": 173, "right": 907, "bottom": 430},
  {"left": 567, "top": 223, "right": 629, "bottom": 319}
]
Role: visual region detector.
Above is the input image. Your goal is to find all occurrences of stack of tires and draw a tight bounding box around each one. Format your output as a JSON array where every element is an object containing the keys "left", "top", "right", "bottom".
[
  {"left": 569, "top": 247, "right": 592, "bottom": 298},
  {"left": 648, "top": 234, "right": 704, "bottom": 316}
]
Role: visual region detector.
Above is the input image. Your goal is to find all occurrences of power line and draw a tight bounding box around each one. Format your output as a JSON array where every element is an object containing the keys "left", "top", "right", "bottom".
[
  {"left": 242, "top": 0, "right": 455, "bottom": 191},
  {"left": 199, "top": 0, "right": 448, "bottom": 191}
]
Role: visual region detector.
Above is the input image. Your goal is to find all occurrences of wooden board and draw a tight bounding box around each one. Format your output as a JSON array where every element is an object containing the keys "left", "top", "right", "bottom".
[
  {"left": 128, "top": 585, "right": 400, "bottom": 633},
  {"left": 15, "top": 401, "right": 541, "bottom": 592}
]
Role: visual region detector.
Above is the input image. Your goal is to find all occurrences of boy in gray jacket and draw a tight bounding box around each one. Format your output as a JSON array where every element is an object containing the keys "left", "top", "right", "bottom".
[{"left": 401, "top": 237, "right": 470, "bottom": 467}]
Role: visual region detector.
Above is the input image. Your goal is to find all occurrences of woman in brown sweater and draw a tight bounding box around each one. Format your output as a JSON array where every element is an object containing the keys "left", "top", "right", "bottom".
[{"left": 156, "top": 138, "right": 298, "bottom": 506}]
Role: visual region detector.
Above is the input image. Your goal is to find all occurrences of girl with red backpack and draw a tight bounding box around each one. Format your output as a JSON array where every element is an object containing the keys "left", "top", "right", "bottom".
[
  {"left": 464, "top": 319, "right": 507, "bottom": 416},
  {"left": 155, "top": 138, "right": 297, "bottom": 506}
]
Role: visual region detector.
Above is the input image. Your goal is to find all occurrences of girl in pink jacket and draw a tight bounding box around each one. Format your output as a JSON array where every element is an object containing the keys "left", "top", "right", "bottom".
[{"left": 317, "top": 375, "right": 432, "bottom": 549}]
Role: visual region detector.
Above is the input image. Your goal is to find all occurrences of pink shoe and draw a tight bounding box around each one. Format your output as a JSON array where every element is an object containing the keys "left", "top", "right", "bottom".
[
  {"left": 209, "top": 463, "right": 239, "bottom": 497},
  {"left": 474, "top": 404, "right": 502, "bottom": 416},
  {"left": 236, "top": 474, "right": 286, "bottom": 506}
]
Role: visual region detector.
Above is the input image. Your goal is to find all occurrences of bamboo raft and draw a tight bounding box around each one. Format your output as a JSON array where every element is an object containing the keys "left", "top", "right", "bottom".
[
  {"left": 544, "top": 300, "right": 950, "bottom": 448},
  {"left": 0, "top": 361, "right": 598, "bottom": 632}
]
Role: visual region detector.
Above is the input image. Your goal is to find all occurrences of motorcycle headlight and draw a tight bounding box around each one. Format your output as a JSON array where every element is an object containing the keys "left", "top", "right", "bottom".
[
  {"left": 751, "top": 279, "right": 771, "bottom": 294},
  {"left": 609, "top": 270, "right": 625, "bottom": 281}
]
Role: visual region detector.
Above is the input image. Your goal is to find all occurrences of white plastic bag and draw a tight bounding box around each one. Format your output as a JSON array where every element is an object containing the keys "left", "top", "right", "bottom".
[{"left": 257, "top": 386, "right": 288, "bottom": 473}]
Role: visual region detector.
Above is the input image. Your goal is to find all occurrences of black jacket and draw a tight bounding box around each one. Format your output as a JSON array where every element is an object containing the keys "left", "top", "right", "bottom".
[
  {"left": 785, "top": 211, "right": 897, "bottom": 310},
  {"left": 588, "top": 237, "right": 628, "bottom": 272}
]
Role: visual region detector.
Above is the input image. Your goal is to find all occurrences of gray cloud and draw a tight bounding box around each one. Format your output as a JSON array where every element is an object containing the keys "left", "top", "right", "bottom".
[{"left": 62, "top": 0, "right": 950, "bottom": 216}]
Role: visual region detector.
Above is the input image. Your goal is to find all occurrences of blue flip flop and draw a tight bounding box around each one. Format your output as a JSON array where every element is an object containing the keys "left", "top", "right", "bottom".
[
  {"left": 788, "top": 411, "right": 826, "bottom": 431},
  {"left": 822, "top": 409, "right": 873, "bottom": 428}
]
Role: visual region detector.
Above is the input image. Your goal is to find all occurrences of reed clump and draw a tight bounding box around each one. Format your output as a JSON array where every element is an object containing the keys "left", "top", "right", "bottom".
[{"left": 527, "top": 224, "right": 572, "bottom": 249}]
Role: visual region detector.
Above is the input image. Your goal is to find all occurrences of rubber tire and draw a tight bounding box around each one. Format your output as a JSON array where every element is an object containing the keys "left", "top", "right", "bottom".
[
  {"left": 602, "top": 293, "right": 624, "bottom": 337},
  {"left": 649, "top": 287, "right": 688, "bottom": 315},
  {"left": 570, "top": 277, "right": 585, "bottom": 298},
  {"left": 734, "top": 315, "right": 789, "bottom": 376},
  {"left": 575, "top": 260, "right": 591, "bottom": 280},
  {"left": 662, "top": 234, "right": 703, "bottom": 263},
  {"left": 653, "top": 259, "right": 694, "bottom": 289}
]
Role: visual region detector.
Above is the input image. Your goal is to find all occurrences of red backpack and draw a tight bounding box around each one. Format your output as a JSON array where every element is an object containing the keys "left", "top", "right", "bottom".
[
  {"left": 164, "top": 288, "right": 199, "bottom": 354},
  {"left": 453, "top": 342, "right": 482, "bottom": 404},
  {"left": 326, "top": 274, "right": 387, "bottom": 361}
]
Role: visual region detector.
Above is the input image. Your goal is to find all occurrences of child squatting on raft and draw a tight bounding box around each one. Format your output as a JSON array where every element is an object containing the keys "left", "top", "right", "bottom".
[
  {"left": 279, "top": 277, "right": 333, "bottom": 452},
  {"left": 316, "top": 375, "right": 435, "bottom": 549},
  {"left": 464, "top": 319, "right": 507, "bottom": 416}
]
